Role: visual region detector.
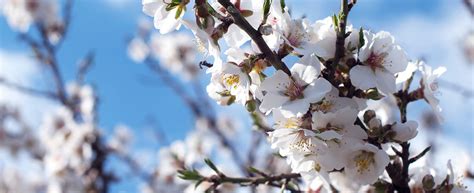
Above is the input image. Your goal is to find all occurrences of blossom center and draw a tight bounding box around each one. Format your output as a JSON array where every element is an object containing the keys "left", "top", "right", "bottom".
[
  {"left": 354, "top": 151, "right": 375, "bottom": 174},
  {"left": 277, "top": 117, "right": 301, "bottom": 129},
  {"left": 194, "top": 38, "right": 208, "bottom": 54},
  {"left": 222, "top": 74, "right": 240, "bottom": 89},
  {"left": 312, "top": 99, "right": 333, "bottom": 113},
  {"left": 429, "top": 81, "right": 439, "bottom": 92},
  {"left": 289, "top": 130, "right": 313, "bottom": 152},
  {"left": 284, "top": 81, "right": 305, "bottom": 101},
  {"left": 366, "top": 52, "right": 387, "bottom": 71}
]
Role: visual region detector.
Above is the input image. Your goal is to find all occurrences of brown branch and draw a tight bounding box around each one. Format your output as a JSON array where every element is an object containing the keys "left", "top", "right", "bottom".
[
  {"left": 387, "top": 83, "right": 414, "bottom": 192},
  {"left": 202, "top": 172, "right": 301, "bottom": 192},
  {"left": 409, "top": 146, "right": 431, "bottom": 164},
  {"left": 216, "top": 0, "right": 291, "bottom": 75},
  {"left": 332, "top": 0, "right": 350, "bottom": 67}
]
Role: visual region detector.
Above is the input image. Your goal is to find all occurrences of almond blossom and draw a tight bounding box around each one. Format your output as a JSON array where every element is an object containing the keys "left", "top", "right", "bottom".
[
  {"left": 259, "top": 54, "right": 332, "bottom": 115},
  {"left": 127, "top": 37, "right": 150, "bottom": 63},
  {"left": 350, "top": 31, "right": 408, "bottom": 94},
  {"left": 142, "top": 0, "right": 188, "bottom": 34},
  {"left": 344, "top": 143, "right": 390, "bottom": 185},
  {"left": 150, "top": 32, "right": 200, "bottom": 80},
  {"left": 1, "top": 0, "right": 60, "bottom": 32},
  {"left": 419, "top": 61, "right": 447, "bottom": 121}
]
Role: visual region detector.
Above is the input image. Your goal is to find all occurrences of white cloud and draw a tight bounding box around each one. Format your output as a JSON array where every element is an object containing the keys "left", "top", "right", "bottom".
[{"left": 0, "top": 50, "right": 58, "bottom": 126}]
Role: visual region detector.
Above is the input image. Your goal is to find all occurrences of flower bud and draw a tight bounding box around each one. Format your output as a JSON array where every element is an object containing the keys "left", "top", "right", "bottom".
[
  {"left": 245, "top": 100, "right": 256, "bottom": 112},
  {"left": 422, "top": 174, "right": 435, "bottom": 190},
  {"left": 365, "top": 88, "right": 384, "bottom": 100},
  {"left": 367, "top": 118, "right": 382, "bottom": 137},
  {"left": 363, "top": 110, "right": 376, "bottom": 124}
]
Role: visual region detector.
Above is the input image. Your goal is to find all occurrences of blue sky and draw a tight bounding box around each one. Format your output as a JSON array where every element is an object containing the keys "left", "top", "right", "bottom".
[{"left": 1, "top": 0, "right": 473, "bottom": 192}]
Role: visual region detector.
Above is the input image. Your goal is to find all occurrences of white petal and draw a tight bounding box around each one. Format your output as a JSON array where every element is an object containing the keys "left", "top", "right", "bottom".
[
  {"left": 349, "top": 65, "right": 377, "bottom": 90},
  {"left": 372, "top": 31, "right": 394, "bottom": 53},
  {"left": 383, "top": 45, "right": 408, "bottom": 73},
  {"left": 259, "top": 93, "right": 289, "bottom": 113},
  {"left": 281, "top": 99, "right": 311, "bottom": 116},
  {"left": 142, "top": 1, "right": 160, "bottom": 16},
  {"left": 303, "top": 78, "right": 332, "bottom": 102},
  {"left": 224, "top": 25, "right": 250, "bottom": 48},
  {"left": 375, "top": 69, "right": 397, "bottom": 94},
  {"left": 260, "top": 70, "right": 291, "bottom": 93}
]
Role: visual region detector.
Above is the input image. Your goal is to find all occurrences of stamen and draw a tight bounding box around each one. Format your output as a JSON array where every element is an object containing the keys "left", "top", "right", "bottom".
[
  {"left": 366, "top": 52, "right": 387, "bottom": 71},
  {"left": 354, "top": 151, "right": 375, "bottom": 174}
]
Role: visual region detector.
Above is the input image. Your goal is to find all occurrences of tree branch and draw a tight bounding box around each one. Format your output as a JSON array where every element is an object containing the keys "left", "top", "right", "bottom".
[
  {"left": 409, "top": 146, "right": 431, "bottom": 164},
  {"left": 217, "top": 0, "right": 291, "bottom": 75},
  {"left": 202, "top": 172, "right": 301, "bottom": 192},
  {"left": 0, "top": 78, "right": 58, "bottom": 99},
  {"left": 333, "top": 0, "right": 350, "bottom": 67}
]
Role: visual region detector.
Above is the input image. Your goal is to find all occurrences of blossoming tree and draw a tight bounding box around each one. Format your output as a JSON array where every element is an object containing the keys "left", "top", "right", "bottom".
[{"left": 0, "top": 0, "right": 473, "bottom": 193}]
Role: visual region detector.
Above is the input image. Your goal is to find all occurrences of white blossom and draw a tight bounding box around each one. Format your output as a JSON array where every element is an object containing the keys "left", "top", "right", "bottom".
[
  {"left": 391, "top": 120, "right": 418, "bottom": 142},
  {"left": 149, "top": 32, "right": 199, "bottom": 80},
  {"left": 1, "top": 0, "right": 60, "bottom": 32},
  {"left": 259, "top": 54, "right": 332, "bottom": 115},
  {"left": 312, "top": 86, "right": 360, "bottom": 113},
  {"left": 344, "top": 143, "right": 390, "bottom": 185},
  {"left": 181, "top": 19, "right": 222, "bottom": 72},
  {"left": 350, "top": 31, "right": 408, "bottom": 94},
  {"left": 419, "top": 61, "right": 446, "bottom": 121},
  {"left": 142, "top": 0, "right": 187, "bottom": 34},
  {"left": 127, "top": 37, "right": 150, "bottom": 63}
]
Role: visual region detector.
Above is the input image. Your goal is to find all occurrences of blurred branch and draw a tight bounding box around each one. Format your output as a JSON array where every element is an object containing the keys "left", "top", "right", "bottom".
[
  {"left": 0, "top": 77, "right": 58, "bottom": 99},
  {"left": 56, "top": 0, "right": 75, "bottom": 49},
  {"left": 463, "top": 0, "right": 474, "bottom": 16},
  {"left": 438, "top": 79, "right": 474, "bottom": 99},
  {"left": 108, "top": 148, "right": 152, "bottom": 181},
  {"left": 246, "top": 131, "right": 263, "bottom": 170},
  {"left": 143, "top": 58, "right": 249, "bottom": 175},
  {"left": 144, "top": 58, "right": 201, "bottom": 115},
  {"left": 76, "top": 52, "right": 95, "bottom": 83}
]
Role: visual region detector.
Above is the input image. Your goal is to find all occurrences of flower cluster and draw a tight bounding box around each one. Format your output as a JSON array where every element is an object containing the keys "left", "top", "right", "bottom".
[
  {"left": 141, "top": 0, "right": 471, "bottom": 192},
  {"left": 1, "top": 0, "right": 64, "bottom": 43},
  {"left": 39, "top": 82, "right": 98, "bottom": 193},
  {"left": 141, "top": 117, "right": 242, "bottom": 193},
  {"left": 128, "top": 19, "right": 200, "bottom": 80}
]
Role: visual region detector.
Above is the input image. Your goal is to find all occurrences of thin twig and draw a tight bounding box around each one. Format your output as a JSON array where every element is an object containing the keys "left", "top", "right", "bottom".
[
  {"left": 409, "top": 146, "right": 431, "bottom": 164},
  {"left": 203, "top": 172, "right": 301, "bottom": 192},
  {"left": 55, "top": 0, "right": 74, "bottom": 49},
  {"left": 438, "top": 79, "right": 474, "bottom": 99},
  {"left": 0, "top": 78, "right": 58, "bottom": 99}
]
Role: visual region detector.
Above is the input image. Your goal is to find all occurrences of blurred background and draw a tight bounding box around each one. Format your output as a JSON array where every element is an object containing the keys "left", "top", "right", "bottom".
[{"left": 0, "top": 0, "right": 473, "bottom": 192}]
